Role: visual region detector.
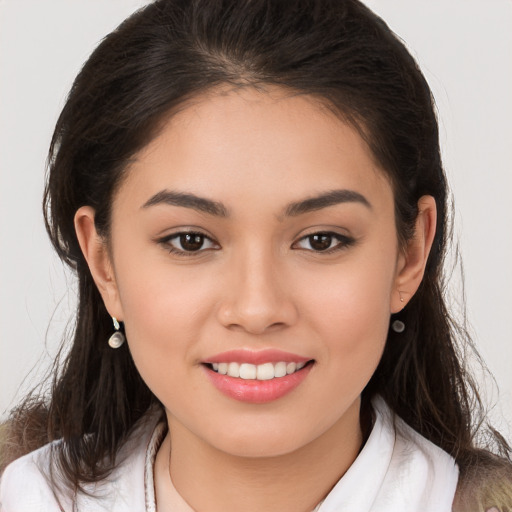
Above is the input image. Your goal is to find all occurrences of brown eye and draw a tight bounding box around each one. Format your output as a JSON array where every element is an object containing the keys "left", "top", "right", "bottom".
[
  {"left": 179, "top": 233, "right": 205, "bottom": 251},
  {"left": 308, "top": 234, "right": 333, "bottom": 251},
  {"left": 293, "top": 232, "right": 355, "bottom": 253},
  {"left": 160, "top": 231, "right": 219, "bottom": 255}
]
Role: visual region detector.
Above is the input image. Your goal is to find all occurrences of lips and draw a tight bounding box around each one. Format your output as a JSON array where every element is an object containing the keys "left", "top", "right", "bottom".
[{"left": 202, "top": 349, "right": 314, "bottom": 403}]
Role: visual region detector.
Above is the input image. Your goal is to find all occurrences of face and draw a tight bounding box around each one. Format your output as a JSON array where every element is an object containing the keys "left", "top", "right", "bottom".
[{"left": 85, "top": 87, "right": 414, "bottom": 458}]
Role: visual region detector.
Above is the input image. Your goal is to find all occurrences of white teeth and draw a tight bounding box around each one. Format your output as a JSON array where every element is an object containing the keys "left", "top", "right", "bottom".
[
  {"left": 286, "top": 362, "right": 297, "bottom": 375},
  {"left": 210, "top": 361, "right": 309, "bottom": 380},
  {"left": 227, "top": 362, "right": 240, "bottom": 378},
  {"left": 239, "top": 363, "right": 257, "bottom": 380},
  {"left": 274, "top": 361, "right": 287, "bottom": 378},
  {"left": 256, "top": 362, "right": 275, "bottom": 381}
]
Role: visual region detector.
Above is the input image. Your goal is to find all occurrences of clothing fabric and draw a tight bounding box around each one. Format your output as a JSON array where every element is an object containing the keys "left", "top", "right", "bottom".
[{"left": 0, "top": 397, "right": 459, "bottom": 511}]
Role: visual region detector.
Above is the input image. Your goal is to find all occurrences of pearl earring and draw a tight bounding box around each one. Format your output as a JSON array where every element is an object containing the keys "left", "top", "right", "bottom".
[
  {"left": 391, "top": 319, "right": 405, "bottom": 333},
  {"left": 108, "top": 317, "right": 125, "bottom": 349}
]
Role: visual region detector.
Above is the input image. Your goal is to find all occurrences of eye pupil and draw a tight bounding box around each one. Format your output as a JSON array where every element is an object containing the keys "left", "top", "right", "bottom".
[
  {"left": 180, "top": 233, "right": 204, "bottom": 251},
  {"left": 309, "top": 234, "right": 332, "bottom": 251}
]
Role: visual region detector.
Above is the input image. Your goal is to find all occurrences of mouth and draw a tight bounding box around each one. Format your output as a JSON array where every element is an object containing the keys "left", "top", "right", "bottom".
[
  {"left": 204, "top": 360, "right": 312, "bottom": 380},
  {"left": 201, "top": 351, "right": 315, "bottom": 403}
]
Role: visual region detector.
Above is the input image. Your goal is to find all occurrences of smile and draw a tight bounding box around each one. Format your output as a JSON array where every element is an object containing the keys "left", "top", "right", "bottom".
[
  {"left": 209, "top": 361, "right": 307, "bottom": 380},
  {"left": 202, "top": 350, "right": 314, "bottom": 403}
]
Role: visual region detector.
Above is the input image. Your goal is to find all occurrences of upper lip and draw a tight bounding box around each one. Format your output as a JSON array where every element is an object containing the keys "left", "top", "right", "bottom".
[{"left": 203, "top": 349, "right": 311, "bottom": 365}]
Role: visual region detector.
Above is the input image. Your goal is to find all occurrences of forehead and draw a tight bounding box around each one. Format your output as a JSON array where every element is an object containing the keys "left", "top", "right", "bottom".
[{"left": 116, "top": 86, "right": 393, "bottom": 215}]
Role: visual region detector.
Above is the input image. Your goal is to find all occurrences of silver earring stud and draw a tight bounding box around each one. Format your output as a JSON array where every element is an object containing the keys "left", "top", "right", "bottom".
[
  {"left": 391, "top": 319, "right": 405, "bottom": 333},
  {"left": 108, "top": 317, "right": 125, "bottom": 349}
]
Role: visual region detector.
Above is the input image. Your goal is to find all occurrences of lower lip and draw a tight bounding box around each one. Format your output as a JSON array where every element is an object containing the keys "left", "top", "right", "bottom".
[{"left": 203, "top": 363, "right": 313, "bottom": 404}]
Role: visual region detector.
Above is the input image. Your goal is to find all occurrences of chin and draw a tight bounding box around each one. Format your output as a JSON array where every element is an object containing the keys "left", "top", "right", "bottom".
[{"left": 202, "top": 420, "right": 319, "bottom": 459}]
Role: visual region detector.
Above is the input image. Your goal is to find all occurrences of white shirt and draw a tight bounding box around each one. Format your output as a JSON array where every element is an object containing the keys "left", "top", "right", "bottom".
[{"left": 0, "top": 397, "right": 459, "bottom": 511}]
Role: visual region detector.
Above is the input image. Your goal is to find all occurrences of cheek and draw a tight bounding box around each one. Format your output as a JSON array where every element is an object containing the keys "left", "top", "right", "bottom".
[
  {"left": 298, "top": 250, "right": 396, "bottom": 380},
  {"left": 116, "top": 244, "right": 216, "bottom": 329},
  {"left": 304, "top": 255, "right": 395, "bottom": 333},
  {"left": 113, "top": 261, "right": 217, "bottom": 394}
]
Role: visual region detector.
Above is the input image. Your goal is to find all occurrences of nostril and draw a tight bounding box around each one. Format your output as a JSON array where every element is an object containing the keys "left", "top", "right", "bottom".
[{"left": 216, "top": 298, "right": 299, "bottom": 334}]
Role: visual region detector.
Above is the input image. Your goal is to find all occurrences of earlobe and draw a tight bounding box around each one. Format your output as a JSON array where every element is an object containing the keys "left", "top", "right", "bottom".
[
  {"left": 74, "top": 206, "right": 124, "bottom": 320},
  {"left": 391, "top": 195, "right": 437, "bottom": 313}
]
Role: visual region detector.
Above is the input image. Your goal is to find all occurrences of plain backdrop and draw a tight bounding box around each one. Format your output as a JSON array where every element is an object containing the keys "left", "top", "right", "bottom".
[{"left": 1, "top": 1, "right": 511, "bottom": 436}]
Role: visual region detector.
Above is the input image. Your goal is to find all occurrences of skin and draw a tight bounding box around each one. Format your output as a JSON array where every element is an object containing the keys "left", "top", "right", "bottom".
[{"left": 75, "top": 86, "right": 436, "bottom": 512}]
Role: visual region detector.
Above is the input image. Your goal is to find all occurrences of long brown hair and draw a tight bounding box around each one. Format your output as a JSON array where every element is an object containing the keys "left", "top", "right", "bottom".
[{"left": 3, "top": 0, "right": 511, "bottom": 502}]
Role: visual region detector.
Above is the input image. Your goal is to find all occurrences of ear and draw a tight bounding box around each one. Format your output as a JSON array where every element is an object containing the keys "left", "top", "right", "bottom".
[
  {"left": 74, "top": 206, "right": 124, "bottom": 321},
  {"left": 390, "top": 195, "right": 437, "bottom": 313}
]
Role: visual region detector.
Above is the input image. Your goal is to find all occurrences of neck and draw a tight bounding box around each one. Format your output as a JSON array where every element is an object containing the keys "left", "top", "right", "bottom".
[{"left": 155, "top": 399, "right": 364, "bottom": 512}]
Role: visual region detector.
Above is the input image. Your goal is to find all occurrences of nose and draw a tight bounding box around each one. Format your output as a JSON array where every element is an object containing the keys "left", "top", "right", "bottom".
[{"left": 216, "top": 249, "right": 298, "bottom": 335}]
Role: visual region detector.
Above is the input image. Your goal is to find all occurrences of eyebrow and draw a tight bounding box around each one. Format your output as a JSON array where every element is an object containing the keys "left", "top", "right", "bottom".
[
  {"left": 141, "top": 190, "right": 229, "bottom": 217},
  {"left": 283, "top": 189, "right": 372, "bottom": 217},
  {"left": 141, "top": 188, "right": 371, "bottom": 218}
]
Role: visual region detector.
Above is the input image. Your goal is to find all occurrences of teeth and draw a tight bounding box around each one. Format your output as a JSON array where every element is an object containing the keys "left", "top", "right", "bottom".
[
  {"left": 274, "top": 361, "right": 287, "bottom": 378},
  {"left": 227, "top": 362, "right": 240, "bottom": 378},
  {"left": 256, "top": 362, "right": 274, "bottom": 381},
  {"left": 210, "top": 361, "right": 308, "bottom": 380},
  {"left": 239, "top": 363, "right": 257, "bottom": 380}
]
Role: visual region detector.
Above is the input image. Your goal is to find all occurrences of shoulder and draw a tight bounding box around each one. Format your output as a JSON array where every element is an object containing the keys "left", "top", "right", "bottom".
[
  {"left": 453, "top": 450, "right": 512, "bottom": 512},
  {"left": 374, "top": 397, "right": 459, "bottom": 478},
  {"left": 381, "top": 396, "right": 512, "bottom": 512},
  {"left": 0, "top": 409, "right": 162, "bottom": 512},
  {"left": 0, "top": 441, "right": 64, "bottom": 512}
]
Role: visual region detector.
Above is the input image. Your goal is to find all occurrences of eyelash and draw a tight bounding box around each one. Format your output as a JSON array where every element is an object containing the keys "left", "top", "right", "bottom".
[
  {"left": 292, "top": 232, "right": 355, "bottom": 254},
  {"left": 158, "top": 231, "right": 219, "bottom": 256},
  {"left": 157, "top": 230, "right": 355, "bottom": 256}
]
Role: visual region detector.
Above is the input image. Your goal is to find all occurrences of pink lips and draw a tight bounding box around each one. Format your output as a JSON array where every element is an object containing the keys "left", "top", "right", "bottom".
[{"left": 202, "top": 349, "right": 313, "bottom": 404}]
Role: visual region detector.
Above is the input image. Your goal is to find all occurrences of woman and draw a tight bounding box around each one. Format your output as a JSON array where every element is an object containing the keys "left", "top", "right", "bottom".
[{"left": 1, "top": 0, "right": 511, "bottom": 510}]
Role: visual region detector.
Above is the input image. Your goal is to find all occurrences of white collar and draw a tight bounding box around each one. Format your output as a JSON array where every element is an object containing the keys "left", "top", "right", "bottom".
[{"left": 318, "top": 396, "right": 458, "bottom": 511}]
